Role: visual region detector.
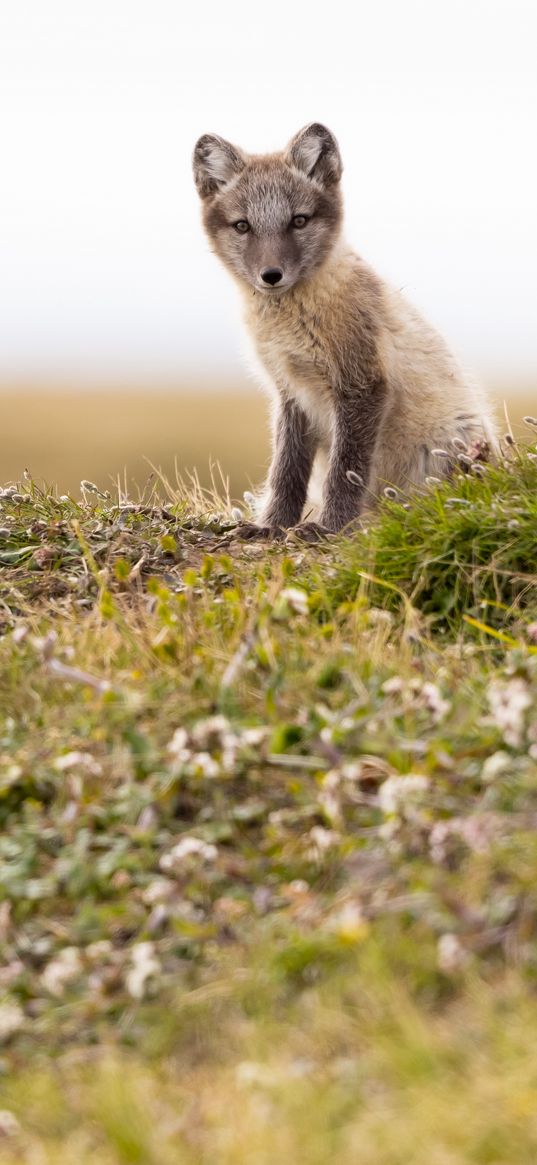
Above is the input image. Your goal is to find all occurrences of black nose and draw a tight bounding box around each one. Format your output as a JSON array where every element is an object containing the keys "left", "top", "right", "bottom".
[{"left": 261, "top": 267, "right": 283, "bottom": 286}]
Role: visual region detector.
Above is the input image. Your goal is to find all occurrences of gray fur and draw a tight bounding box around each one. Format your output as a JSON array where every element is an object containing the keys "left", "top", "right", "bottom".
[{"left": 193, "top": 124, "right": 498, "bottom": 534}]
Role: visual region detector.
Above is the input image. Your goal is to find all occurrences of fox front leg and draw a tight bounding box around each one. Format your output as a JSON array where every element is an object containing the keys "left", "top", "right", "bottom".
[
  {"left": 291, "top": 381, "right": 387, "bottom": 540},
  {"left": 239, "top": 397, "right": 318, "bottom": 540},
  {"left": 321, "top": 382, "right": 387, "bottom": 531}
]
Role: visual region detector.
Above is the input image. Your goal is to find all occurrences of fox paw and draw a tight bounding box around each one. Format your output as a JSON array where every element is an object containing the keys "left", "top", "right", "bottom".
[
  {"left": 286, "top": 522, "right": 332, "bottom": 544},
  {"left": 235, "top": 522, "right": 285, "bottom": 542}
]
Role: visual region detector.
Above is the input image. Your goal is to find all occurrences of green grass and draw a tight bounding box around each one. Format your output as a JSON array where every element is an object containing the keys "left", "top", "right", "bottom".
[{"left": 0, "top": 429, "right": 536, "bottom": 1163}]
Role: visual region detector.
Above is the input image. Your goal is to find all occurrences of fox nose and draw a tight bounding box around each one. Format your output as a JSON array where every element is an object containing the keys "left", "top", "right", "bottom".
[{"left": 261, "top": 267, "right": 283, "bottom": 286}]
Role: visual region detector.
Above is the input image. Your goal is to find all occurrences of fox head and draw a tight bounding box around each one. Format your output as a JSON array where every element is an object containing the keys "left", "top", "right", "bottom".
[{"left": 192, "top": 124, "right": 343, "bottom": 295}]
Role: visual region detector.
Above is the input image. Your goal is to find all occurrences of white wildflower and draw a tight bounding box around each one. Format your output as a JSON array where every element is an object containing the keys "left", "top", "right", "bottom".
[
  {"left": 421, "top": 682, "right": 451, "bottom": 722},
  {"left": 481, "top": 750, "right": 512, "bottom": 782},
  {"left": 53, "top": 750, "right": 102, "bottom": 776},
  {"left": 41, "top": 947, "right": 82, "bottom": 997},
  {"left": 125, "top": 942, "right": 161, "bottom": 1001},
  {"left": 168, "top": 727, "right": 191, "bottom": 764},
  {"left": 526, "top": 622, "right": 537, "bottom": 645},
  {"left": 190, "top": 715, "right": 239, "bottom": 772},
  {"left": 437, "top": 933, "right": 468, "bottom": 975},
  {"left": 487, "top": 677, "right": 532, "bottom": 747},
  {"left": 328, "top": 902, "right": 369, "bottom": 943},
  {"left": 142, "top": 877, "right": 176, "bottom": 906},
  {"left": 0, "top": 1110, "right": 21, "bottom": 1137},
  {"left": 279, "top": 587, "right": 309, "bottom": 616},
  {"left": 378, "top": 774, "right": 429, "bottom": 816},
  {"left": 236, "top": 1060, "right": 277, "bottom": 1088},
  {"left": 459, "top": 814, "right": 499, "bottom": 855},
  {"left": 191, "top": 714, "right": 230, "bottom": 745},
  {"left": 191, "top": 751, "right": 221, "bottom": 778},
  {"left": 85, "top": 940, "right": 114, "bottom": 962},
  {"left": 429, "top": 820, "right": 452, "bottom": 865},
  {"left": 0, "top": 1002, "right": 24, "bottom": 1043},
  {"left": 307, "top": 826, "right": 339, "bottom": 858},
  {"left": 159, "top": 836, "right": 218, "bottom": 873},
  {"left": 241, "top": 726, "right": 269, "bottom": 748}
]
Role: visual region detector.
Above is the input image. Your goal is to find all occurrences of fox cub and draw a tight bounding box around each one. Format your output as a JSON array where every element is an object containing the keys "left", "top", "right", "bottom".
[{"left": 193, "top": 123, "right": 497, "bottom": 537}]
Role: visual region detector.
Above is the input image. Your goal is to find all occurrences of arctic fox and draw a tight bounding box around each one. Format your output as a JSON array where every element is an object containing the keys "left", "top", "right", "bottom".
[{"left": 193, "top": 123, "right": 497, "bottom": 537}]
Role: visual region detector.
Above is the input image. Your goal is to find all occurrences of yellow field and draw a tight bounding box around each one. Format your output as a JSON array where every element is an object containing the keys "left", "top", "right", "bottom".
[{"left": 0, "top": 382, "right": 534, "bottom": 499}]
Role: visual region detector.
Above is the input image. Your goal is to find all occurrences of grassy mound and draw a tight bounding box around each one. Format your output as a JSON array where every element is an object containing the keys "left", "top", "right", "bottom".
[{"left": 0, "top": 432, "right": 536, "bottom": 1162}]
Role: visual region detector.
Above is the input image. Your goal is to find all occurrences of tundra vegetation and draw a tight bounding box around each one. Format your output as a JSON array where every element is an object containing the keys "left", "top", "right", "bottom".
[{"left": 0, "top": 425, "right": 537, "bottom": 1163}]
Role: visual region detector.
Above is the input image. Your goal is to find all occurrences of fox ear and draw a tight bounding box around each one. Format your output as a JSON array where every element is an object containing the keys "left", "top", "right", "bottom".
[
  {"left": 284, "top": 123, "right": 342, "bottom": 187},
  {"left": 193, "top": 134, "right": 246, "bottom": 198}
]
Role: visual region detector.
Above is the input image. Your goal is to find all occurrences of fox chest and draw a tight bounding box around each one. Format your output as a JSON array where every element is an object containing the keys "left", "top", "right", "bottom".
[{"left": 255, "top": 325, "right": 335, "bottom": 439}]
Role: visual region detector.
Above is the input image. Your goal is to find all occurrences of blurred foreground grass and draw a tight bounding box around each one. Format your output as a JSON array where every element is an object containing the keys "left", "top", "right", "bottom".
[
  {"left": 0, "top": 419, "right": 536, "bottom": 1161},
  {"left": 0, "top": 382, "right": 535, "bottom": 499}
]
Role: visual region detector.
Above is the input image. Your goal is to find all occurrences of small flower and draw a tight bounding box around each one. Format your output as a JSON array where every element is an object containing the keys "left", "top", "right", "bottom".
[
  {"left": 523, "top": 415, "right": 537, "bottom": 426},
  {"left": 437, "top": 933, "right": 468, "bottom": 975},
  {"left": 481, "top": 750, "right": 512, "bottom": 782},
  {"left": 421, "top": 682, "right": 450, "bottom": 722},
  {"left": 41, "top": 947, "right": 82, "bottom": 997},
  {"left": 236, "top": 1061, "right": 277, "bottom": 1088},
  {"left": 328, "top": 902, "right": 369, "bottom": 944},
  {"left": 191, "top": 751, "right": 221, "bottom": 778},
  {"left": 431, "top": 448, "right": 451, "bottom": 458},
  {"left": 487, "top": 677, "right": 532, "bottom": 747},
  {"left": 383, "top": 486, "right": 398, "bottom": 499},
  {"left": 378, "top": 774, "right": 429, "bottom": 816},
  {"left": 168, "top": 727, "right": 191, "bottom": 765},
  {"left": 307, "top": 826, "right": 340, "bottom": 858},
  {"left": 231, "top": 507, "right": 243, "bottom": 523},
  {"left": 125, "top": 942, "right": 161, "bottom": 1000},
  {"left": 54, "top": 750, "right": 102, "bottom": 776},
  {"left": 526, "top": 622, "right": 537, "bottom": 645},
  {"left": 142, "top": 878, "right": 176, "bottom": 906},
  {"left": 80, "top": 480, "right": 110, "bottom": 499},
  {"left": 159, "top": 836, "right": 218, "bottom": 872},
  {"left": 277, "top": 587, "right": 309, "bottom": 616},
  {"left": 346, "top": 470, "right": 364, "bottom": 486},
  {"left": 425, "top": 476, "right": 442, "bottom": 486},
  {"left": 0, "top": 1002, "right": 24, "bottom": 1043},
  {"left": 0, "top": 1110, "right": 21, "bottom": 1138}
]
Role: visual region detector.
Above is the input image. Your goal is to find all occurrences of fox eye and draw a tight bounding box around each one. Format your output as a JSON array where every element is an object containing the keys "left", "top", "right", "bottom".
[
  {"left": 234, "top": 220, "right": 250, "bottom": 233},
  {"left": 291, "top": 214, "right": 309, "bottom": 229}
]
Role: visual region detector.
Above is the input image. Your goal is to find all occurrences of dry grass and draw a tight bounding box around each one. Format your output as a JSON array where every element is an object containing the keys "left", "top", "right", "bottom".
[
  {"left": 0, "top": 381, "right": 534, "bottom": 500},
  {"left": 0, "top": 385, "right": 269, "bottom": 498}
]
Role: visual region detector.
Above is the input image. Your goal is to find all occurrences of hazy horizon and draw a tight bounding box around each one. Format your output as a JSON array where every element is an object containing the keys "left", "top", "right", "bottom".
[{"left": 1, "top": 0, "right": 537, "bottom": 386}]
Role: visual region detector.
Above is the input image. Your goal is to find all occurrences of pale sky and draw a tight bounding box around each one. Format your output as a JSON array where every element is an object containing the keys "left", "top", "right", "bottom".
[{"left": 0, "top": 0, "right": 536, "bottom": 384}]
